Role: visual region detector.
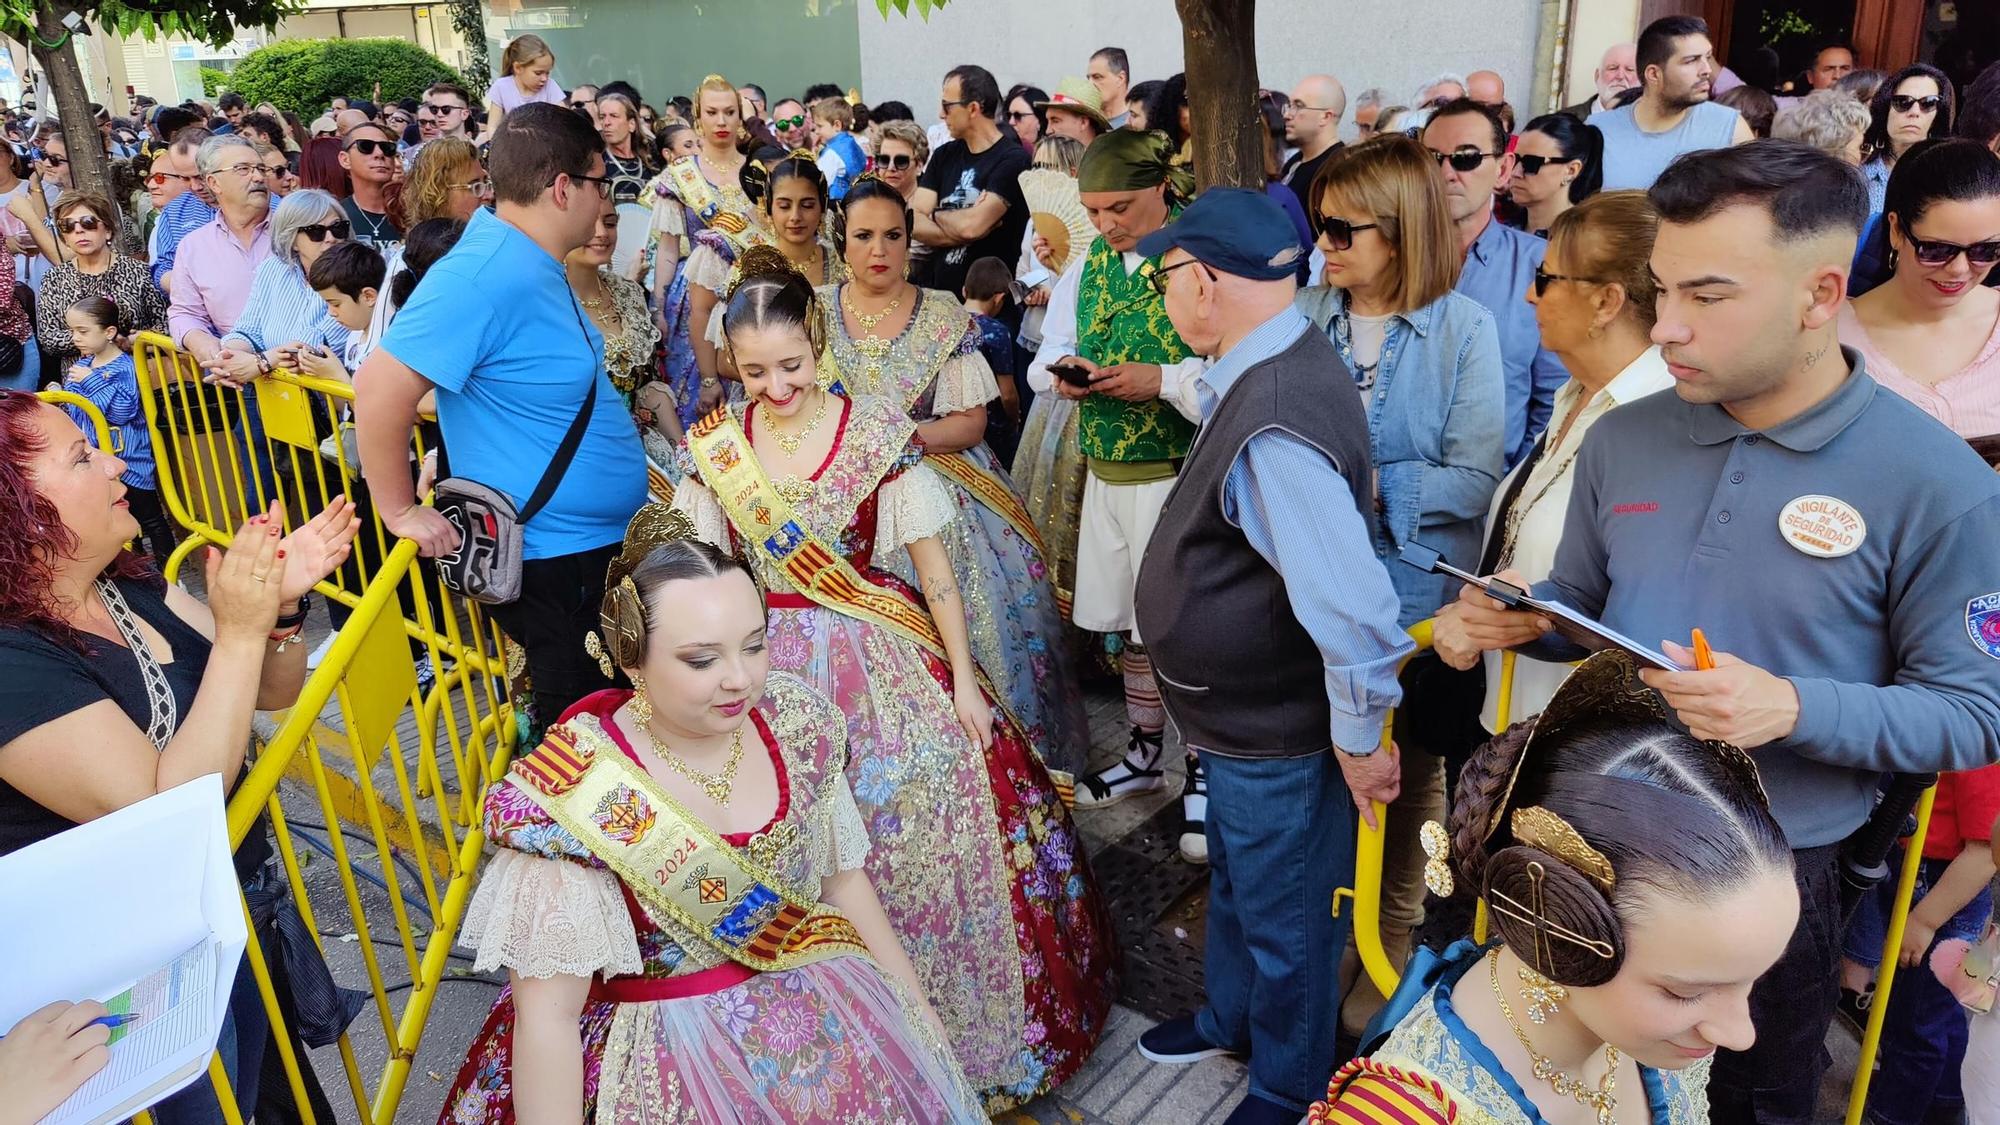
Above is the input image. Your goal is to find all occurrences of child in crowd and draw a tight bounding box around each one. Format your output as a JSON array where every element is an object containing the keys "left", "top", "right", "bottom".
[
  {"left": 57, "top": 295, "right": 176, "bottom": 560},
  {"left": 306, "top": 240, "right": 385, "bottom": 373},
  {"left": 1845, "top": 763, "right": 2000, "bottom": 1125},
  {"left": 483, "top": 33, "right": 563, "bottom": 122},
  {"left": 962, "top": 255, "right": 1022, "bottom": 466},
  {"left": 810, "top": 97, "right": 868, "bottom": 201}
]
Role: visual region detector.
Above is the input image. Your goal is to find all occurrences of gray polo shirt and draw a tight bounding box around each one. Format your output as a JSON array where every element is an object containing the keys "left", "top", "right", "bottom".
[{"left": 1533, "top": 351, "right": 2000, "bottom": 847}]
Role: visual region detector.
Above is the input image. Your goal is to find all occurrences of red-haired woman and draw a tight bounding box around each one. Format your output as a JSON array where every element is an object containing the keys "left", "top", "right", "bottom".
[
  {"left": 0, "top": 390, "right": 358, "bottom": 1122},
  {"left": 296, "top": 135, "right": 351, "bottom": 199}
]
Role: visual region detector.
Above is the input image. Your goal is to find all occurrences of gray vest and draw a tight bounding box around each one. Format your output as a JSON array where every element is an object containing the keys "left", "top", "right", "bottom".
[{"left": 1134, "top": 328, "right": 1373, "bottom": 758}]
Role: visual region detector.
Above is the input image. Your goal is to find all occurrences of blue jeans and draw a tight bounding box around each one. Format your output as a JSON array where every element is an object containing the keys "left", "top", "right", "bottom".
[
  {"left": 1195, "top": 749, "right": 1356, "bottom": 1112},
  {"left": 1844, "top": 849, "right": 1991, "bottom": 1125},
  {"left": 233, "top": 389, "right": 281, "bottom": 509},
  {"left": 151, "top": 952, "right": 267, "bottom": 1125}
]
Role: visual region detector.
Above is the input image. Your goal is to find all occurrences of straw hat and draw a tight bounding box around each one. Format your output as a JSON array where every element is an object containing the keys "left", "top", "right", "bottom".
[{"left": 1038, "top": 77, "right": 1110, "bottom": 132}]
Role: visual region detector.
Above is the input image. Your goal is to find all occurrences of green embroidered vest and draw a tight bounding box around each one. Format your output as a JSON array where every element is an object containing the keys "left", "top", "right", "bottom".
[{"left": 1076, "top": 235, "right": 1197, "bottom": 478}]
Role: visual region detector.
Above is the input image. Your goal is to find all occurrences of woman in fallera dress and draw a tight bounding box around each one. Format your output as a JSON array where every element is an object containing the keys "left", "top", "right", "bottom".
[
  {"left": 818, "top": 175, "right": 1090, "bottom": 777},
  {"left": 667, "top": 246, "right": 1116, "bottom": 1110},
  {"left": 441, "top": 516, "right": 983, "bottom": 1124}
]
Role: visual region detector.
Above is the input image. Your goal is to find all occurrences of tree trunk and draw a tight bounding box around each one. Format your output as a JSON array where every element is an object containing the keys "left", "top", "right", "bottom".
[
  {"left": 1176, "top": 0, "right": 1262, "bottom": 192},
  {"left": 32, "top": 0, "right": 111, "bottom": 200}
]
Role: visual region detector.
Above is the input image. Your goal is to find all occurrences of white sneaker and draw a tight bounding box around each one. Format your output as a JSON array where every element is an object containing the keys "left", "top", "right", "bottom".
[
  {"left": 305, "top": 629, "right": 339, "bottom": 671},
  {"left": 1178, "top": 753, "right": 1209, "bottom": 865}
]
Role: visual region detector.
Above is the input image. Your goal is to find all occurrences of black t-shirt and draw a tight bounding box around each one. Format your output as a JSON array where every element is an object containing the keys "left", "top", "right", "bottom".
[
  {"left": 918, "top": 135, "right": 1031, "bottom": 295},
  {"left": 1282, "top": 142, "right": 1343, "bottom": 203},
  {"left": 0, "top": 577, "right": 267, "bottom": 876},
  {"left": 605, "top": 151, "right": 650, "bottom": 206},
  {"left": 341, "top": 195, "right": 403, "bottom": 248}
]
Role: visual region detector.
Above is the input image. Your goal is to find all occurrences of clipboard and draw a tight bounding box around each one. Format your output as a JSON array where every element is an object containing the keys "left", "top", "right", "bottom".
[{"left": 1399, "top": 541, "right": 1684, "bottom": 672}]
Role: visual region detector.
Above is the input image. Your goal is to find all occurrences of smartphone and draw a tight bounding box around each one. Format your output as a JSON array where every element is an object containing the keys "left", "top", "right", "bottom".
[{"left": 1050, "top": 362, "right": 1094, "bottom": 388}]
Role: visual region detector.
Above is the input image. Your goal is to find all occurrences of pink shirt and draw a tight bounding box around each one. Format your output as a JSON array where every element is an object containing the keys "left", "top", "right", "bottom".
[
  {"left": 167, "top": 213, "right": 272, "bottom": 347},
  {"left": 1838, "top": 301, "right": 2000, "bottom": 441},
  {"left": 485, "top": 74, "right": 565, "bottom": 115}
]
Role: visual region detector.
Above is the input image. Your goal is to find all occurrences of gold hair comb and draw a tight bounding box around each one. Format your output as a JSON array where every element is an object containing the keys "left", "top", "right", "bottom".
[{"left": 1511, "top": 806, "right": 1617, "bottom": 893}]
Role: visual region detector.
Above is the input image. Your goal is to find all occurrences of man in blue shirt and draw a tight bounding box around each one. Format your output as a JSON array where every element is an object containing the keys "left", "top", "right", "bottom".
[
  {"left": 149, "top": 128, "right": 216, "bottom": 291},
  {"left": 1450, "top": 141, "right": 2000, "bottom": 1125},
  {"left": 1424, "top": 99, "right": 1569, "bottom": 467},
  {"left": 355, "top": 101, "right": 646, "bottom": 729},
  {"left": 1127, "top": 189, "right": 1412, "bottom": 1125}
]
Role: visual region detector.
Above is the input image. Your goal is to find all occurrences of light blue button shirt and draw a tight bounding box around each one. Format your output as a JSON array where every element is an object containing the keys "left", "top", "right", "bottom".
[{"left": 1455, "top": 217, "right": 1567, "bottom": 467}]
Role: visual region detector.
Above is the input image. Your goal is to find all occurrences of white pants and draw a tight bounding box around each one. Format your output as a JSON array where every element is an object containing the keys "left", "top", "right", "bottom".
[
  {"left": 1970, "top": 1004, "right": 2000, "bottom": 1125},
  {"left": 1072, "top": 472, "right": 1175, "bottom": 638}
]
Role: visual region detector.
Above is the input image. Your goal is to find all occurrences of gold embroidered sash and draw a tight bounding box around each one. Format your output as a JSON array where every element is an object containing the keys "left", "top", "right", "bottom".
[
  {"left": 687, "top": 406, "right": 950, "bottom": 660},
  {"left": 665, "top": 156, "right": 752, "bottom": 246},
  {"left": 508, "top": 721, "right": 868, "bottom": 972}
]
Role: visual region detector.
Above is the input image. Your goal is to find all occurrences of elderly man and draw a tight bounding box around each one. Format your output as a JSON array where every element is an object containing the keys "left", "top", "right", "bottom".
[
  {"left": 355, "top": 102, "right": 645, "bottom": 729},
  {"left": 1414, "top": 72, "right": 1467, "bottom": 108},
  {"left": 1088, "top": 47, "right": 1133, "bottom": 128},
  {"left": 1128, "top": 186, "right": 1410, "bottom": 1125},
  {"left": 149, "top": 127, "right": 217, "bottom": 290},
  {"left": 1352, "top": 86, "right": 1388, "bottom": 140},
  {"left": 567, "top": 83, "right": 600, "bottom": 125},
  {"left": 1281, "top": 74, "right": 1346, "bottom": 198},
  {"left": 1466, "top": 69, "right": 1506, "bottom": 105},
  {"left": 1563, "top": 41, "right": 1640, "bottom": 120}
]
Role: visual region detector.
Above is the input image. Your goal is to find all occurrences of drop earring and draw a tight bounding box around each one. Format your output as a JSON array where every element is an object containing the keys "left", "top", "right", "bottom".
[
  {"left": 1517, "top": 964, "right": 1569, "bottom": 1024},
  {"left": 629, "top": 674, "right": 654, "bottom": 727}
]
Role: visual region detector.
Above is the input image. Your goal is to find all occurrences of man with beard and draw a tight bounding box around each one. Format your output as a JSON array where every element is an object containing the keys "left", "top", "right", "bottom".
[
  {"left": 1562, "top": 41, "right": 1639, "bottom": 121},
  {"left": 1595, "top": 15, "right": 1753, "bottom": 190},
  {"left": 1280, "top": 74, "right": 1346, "bottom": 199}
]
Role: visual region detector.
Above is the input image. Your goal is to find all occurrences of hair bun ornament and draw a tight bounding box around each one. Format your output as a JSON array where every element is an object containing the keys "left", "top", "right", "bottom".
[
  {"left": 593, "top": 504, "right": 700, "bottom": 675},
  {"left": 1484, "top": 845, "right": 1624, "bottom": 988}
]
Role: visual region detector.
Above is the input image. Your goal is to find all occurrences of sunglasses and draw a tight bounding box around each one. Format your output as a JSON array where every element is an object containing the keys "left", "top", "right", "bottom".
[
  {"left": 146, "top": 170, "right": 195, "bottom": 187},
  {"left": 58, "top": 214, "right": 102, "bottom": 233},
  {"left": 344, "top": 138, "right": 394, "bottom": 156},
  {"left": 313, "top": 129, "right": 337, "bottom": 139},
  {"left": 878, "top": 153, "right": 914, "bottom": 171},
  {"left": 423, "top": 102, "right": 465, "bottom": 116},
  {"left": 1532, "top": 265, "right": 1602, "bottom": 297},
  {"left": 1146, "top": 257, "right": 1201, "bottom": 296},
  {"left": 940, "top": 99, "right": 971, "bottom": 113},
  {"left": 1515, "top": 154, "right": 1572, "bottom": 175},
  {"left": 1428, "top": 148, "right": 1500, "bottom": 172},
  {"left": 773, "top": 114, "right": 806, "bottom": 131},
  {"left": 1904, "top": 232, "right": 2000, "bottom": 268},
  {"left": 299, "top": 220, "right": 352, "bottom": 242},
  {"left": 263, "top": 163, "right": 292, "bottom": 179},
  {"left": 570, "top": 98, "right": 597, "bottom": 110},
  {"left": 1311, "top": 214, "right": 1379, "bottom": 250},
  {"left": 1007, "top": 110, "right": 1035, "bottom": 122},
  {"left": 41, "top": 154, "right": 67, "bottom": 168},
  {"left": 1889, "top": 94, "right": 1943, "bottom": 114}
]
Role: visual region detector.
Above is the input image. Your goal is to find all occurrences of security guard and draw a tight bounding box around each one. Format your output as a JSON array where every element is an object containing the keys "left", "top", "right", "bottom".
[{"left": 1450, "top": 141, "right": 2000, "bottom": 1124}]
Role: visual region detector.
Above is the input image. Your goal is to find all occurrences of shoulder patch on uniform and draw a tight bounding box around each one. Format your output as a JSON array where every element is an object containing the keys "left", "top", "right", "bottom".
[
  {"left": 1968, "top": 592, "right": 2000, "bottom": 661},
  {"left": 510, "top": 725, "right": 597, "bottom": 795}
]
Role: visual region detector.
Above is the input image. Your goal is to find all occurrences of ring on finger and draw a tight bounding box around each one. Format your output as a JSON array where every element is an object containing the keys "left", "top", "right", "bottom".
[{"left": 251, "top": 570, "right": 272, "bottom": 582}]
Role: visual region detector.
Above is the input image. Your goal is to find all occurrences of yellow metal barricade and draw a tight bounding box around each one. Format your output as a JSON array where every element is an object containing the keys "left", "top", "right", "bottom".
[
  {"left": 1847, "top": 784, "right": 1940, "bottom": 1125},
  {"left": 37, "top": 388, "right": 113, "bottom": 452},
  {"left": 117, "top": 335, "right": 517, "bottom": 1124}
]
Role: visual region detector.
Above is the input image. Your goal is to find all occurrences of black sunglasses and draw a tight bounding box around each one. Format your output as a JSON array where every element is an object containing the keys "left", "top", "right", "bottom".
[
  {"left": 423, "top": 102, "right": 465, "bottom": 116},
  {"left": 41, "top": 154, "right": 67, "bottom": 168},
  {"left": 773, "top": 114, "right": 806, "bottom": 130},
  {"left": 300, "top": 220, "right": 352, "bottom": 242},
  {"left": 58, "top": 214, "right": 102, "bottom": 233},
  {"left": 1532, "top": 265, "right": 1602, "bottom": 297},
  {"left": 1905, "top": 232, "right": 2000, "bottom": 269},
  {"left": 1428, "top": 148, "right": 1500, "bottom": 173},
  {"left": 1311, "top": 214, "right": 1379, "bottom": 251},
  {"left": 1889, "top": 94, "right": 1943, "bottom": 114},
  {"left": 878, "top": 153, "right": 914, "bottom": 170},
  {"left": 1515, "top": 154, "right": 1573, "bottom": 175},
  {"left": 344, "top": 138, "right": 393, "bottom": 156}
]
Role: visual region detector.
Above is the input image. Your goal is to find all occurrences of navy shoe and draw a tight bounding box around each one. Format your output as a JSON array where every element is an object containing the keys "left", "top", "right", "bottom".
[
  {"left": 1136, "top": 1014, "right": 1234, "bottom": 1064},
  {"left": 1222, "top": 1093, "right": 1307, "bottom": 1125}
]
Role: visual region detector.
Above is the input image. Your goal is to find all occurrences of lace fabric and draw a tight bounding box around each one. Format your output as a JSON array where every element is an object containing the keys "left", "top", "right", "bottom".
[
  {"left": 874, "top": 460, "right": 957, "bottom": 549},
  {"left": 461, "top": 849, "right": 644, "bottom": 979},
  {"left": 828, "top": 773, "right": 871, "bottom": 872},
  {"left": 930, "top": 349, "right": 1001, "bottom": 419}
]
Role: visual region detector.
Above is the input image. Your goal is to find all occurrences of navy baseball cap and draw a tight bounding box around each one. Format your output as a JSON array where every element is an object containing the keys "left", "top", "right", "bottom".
[{"left": 1136, "top": 187, "right": 1305, "bottom": 281}]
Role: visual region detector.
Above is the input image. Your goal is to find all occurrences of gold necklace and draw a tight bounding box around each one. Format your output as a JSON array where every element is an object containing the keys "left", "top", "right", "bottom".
[
  {"left": 842, "top": 286, "right": 903, "bottom": 332},
  {"left": 641, "top": 723, "right": 746, "bottom": 805},
  {"left": 783, "top": 242, "right": 824, "bottom": 283},
  {"left": 764, "top": 390, "right": 830, "bottom": 456},
  {"left": 1488, "top": 949, "right": 1619, "bottom": 1125}
]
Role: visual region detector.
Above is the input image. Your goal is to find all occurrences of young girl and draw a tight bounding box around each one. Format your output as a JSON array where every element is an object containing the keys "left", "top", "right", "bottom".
[
  {"left": 57, "top": 295, "right": 175, "bottom": 560},
  {"left": 482, "top": 34, "right": 564, "bottom": 122}
]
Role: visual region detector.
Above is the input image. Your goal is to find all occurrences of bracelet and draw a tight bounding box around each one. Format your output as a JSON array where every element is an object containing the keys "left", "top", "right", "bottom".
[
  {"left": 273, "top": 594, "right": 310, "bottom": 631},
  {"left": 700, "top": 376, "right": 720, "bottom": 387},
  {"left": 270, "top": 626, "right": 306, "bottom": 653}
]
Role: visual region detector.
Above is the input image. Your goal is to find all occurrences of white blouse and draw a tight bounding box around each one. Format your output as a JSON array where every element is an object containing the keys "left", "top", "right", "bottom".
[{"left": 1478, "top": 345, "right": 1675, "bottom": 732}]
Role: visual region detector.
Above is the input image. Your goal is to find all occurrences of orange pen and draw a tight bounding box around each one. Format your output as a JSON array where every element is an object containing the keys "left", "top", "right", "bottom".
[{"left": 1691, "top": 628, "right": 1715, "bottom": 671}]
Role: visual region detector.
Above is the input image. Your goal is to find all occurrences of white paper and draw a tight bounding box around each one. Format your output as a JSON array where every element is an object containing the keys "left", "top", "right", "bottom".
[{"left": 0, "top": 776, "right": 247, "bottom": 1125}]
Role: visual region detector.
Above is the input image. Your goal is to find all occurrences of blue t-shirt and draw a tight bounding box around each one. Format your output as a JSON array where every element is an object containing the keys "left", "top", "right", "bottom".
[
  {"left": 1591, "top": 100, "right": 1742, "bottom": 191},
  {"left": 63, "top": 352, "right": 154, "bottom": 490},
  {"left": 380, "top": 208, "right": 645, "bottom": 560}
]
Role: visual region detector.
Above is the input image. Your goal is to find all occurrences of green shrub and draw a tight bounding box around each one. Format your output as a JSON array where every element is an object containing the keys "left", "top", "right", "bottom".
[
  {"left": 226, "top": 38, "right": 464, "bottom": 119},
  {"left": 200, "top": 65, "right": 230, "bottom": 97}
]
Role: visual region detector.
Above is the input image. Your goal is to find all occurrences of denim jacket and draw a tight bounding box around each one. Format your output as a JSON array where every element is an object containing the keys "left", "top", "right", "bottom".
[{"left": 1295, "top": 284, "right": 1506, "bottom": 625}]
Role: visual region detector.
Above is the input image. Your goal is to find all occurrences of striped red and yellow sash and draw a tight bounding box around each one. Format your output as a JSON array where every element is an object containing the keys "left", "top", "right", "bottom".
[
  {"left": 1308, "top": 1060, "right": 1459, "bottom": 1125},
  {"left": 508, "top": 719, "right": 869, "bottom": 973}
]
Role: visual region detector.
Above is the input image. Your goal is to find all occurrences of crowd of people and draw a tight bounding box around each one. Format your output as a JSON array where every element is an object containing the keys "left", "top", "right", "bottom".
[{"left": 1, "top": 12, "right": 1999, "bottom": 1125}]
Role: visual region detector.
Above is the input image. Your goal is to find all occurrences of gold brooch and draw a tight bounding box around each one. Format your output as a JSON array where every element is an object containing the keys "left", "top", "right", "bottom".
[{"left": 1419, "top": 820, "right": 1454, "bottom": 898}]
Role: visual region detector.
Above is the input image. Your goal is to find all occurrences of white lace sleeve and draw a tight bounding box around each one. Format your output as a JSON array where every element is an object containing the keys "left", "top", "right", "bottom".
[
  {"left": 827, "top": 774, "right": 871, "bottom": 872},
  {"left": 651, "top": 189, "right": 686, "bottom": 240},
  {"left": 670, "top": 476, "right": 728, "bottom": 546},
  {"left": 930, "top": 349, "right": 1000, "bottom": 417},
  {"left": 874, "top": 459, "right": 957, "bottom": 548},
  {"left": 683, "top": 243, "right": 731, "bottom": 295},
  {"left": 460, "top": 851, "right": 643, "bottom": 978},
  {"left": 703, "top": 301, "right": 730, "bottom": 351}
]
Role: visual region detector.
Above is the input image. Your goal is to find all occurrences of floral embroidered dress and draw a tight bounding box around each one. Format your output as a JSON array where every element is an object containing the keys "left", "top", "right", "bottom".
[
  {"left": 1011, "top": 393, "right": 1088, "bottom": 628},
  {"left": 669, "top": 394, "right": 1116, "bottom": 1110},
  {"left": 442, "top": 676, "right": 984, "bottom": 1124},
  {"left": 650, "top": 155, "right": 762, "bottom": 430},
  {"left": 593, "top": 268, "right": 661, "bottom": 405},
  {"left": 1309, "top": 941, "right": 1710, "bottom": 1125},
  {"left": 819, "top": 284, "right": 1090, "bottom": 777}
]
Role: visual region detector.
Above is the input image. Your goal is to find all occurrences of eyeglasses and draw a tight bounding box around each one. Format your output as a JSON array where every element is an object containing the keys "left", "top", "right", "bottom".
[
  {"left": 940, "top": 99, "right": 971, "bottom": 113},
  {"left": 1532, "top": 265, "right": 1603, "bottom": 297},
  {"left": 1286, "top": 101, "right": 1336, "bottom": 114},
  {"left": 1311, "top": 214, "right": 1379, "bottom": 250},
  {"left": 345, "top": 138, "right": 394, "bottom": 156},
  {"left": 450, "top": 178, "right": 493, "bottom": 197},
  {"left": 773, "top": 114, "right": 806, "bottom": 131},
  {"left": 146, "top": 170, "right": 195, "bottom": 187},
  {"left": 299, "top": 220, "right": 352, "bottom": 242},
  {"left": 58, "top": 214, "right": 102, "bottom": 233},
  {"left": 1145, "top": 257, "right": 1201, "bottom": 296},
  {"left": 561, "top": 171, "right": 614, "bottom": 197},
  {"left": 1428, "top": 148, "right": 1501, "bottom": 172},
  {"left": 1514, "top": 154, "right": 1573, "bottom": 175},
  {"left": 423, "top": 102, "right": 466, "bottom": 116},
  {"left": 1904, "top": 232, "right": 2000, "bottom": 268},
  {"left": 1889, "top": 94, "right": 1943, "bottom": 114},
  {"left": 217, "top": 162, "right": 268, "bottom": 179},
  {"left": 878, "top": 153, "right": 915, "bottom": 171}
]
